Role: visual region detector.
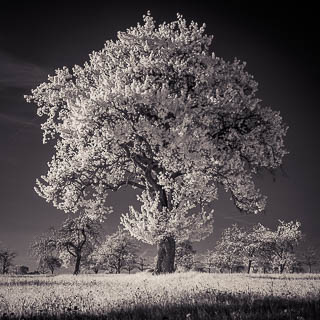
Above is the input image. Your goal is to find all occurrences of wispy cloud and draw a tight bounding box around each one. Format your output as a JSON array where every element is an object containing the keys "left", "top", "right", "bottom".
[
  {"left": 222, "top": 214, "right": 259, "bottom": 225},
  {"left": 0, "top": 51, "right": 48, "bottom": 89},
  {"left": 0, "top": 112, "right": 38, "bottom": 128}
]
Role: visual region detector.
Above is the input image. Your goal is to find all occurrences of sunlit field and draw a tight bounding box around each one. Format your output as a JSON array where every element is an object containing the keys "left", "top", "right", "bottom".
[{"left": 1, "top": 272, "right": 320, "bottom": 319}]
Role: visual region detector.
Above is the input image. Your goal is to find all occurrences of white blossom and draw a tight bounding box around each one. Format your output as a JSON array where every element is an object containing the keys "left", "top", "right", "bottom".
[{"left": 26, "top": 13, "right": 288, "bottom": 246}]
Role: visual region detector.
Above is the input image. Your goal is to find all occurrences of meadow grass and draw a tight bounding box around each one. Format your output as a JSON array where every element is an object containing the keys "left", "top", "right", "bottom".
[{"left": 0, "top": 272, "right": 319, "bottom": 319}]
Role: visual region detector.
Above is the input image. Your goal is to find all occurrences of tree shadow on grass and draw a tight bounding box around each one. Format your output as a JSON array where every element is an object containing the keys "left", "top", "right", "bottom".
[{"left": 2, "top": 295, "right": 320, "bottom": 320}]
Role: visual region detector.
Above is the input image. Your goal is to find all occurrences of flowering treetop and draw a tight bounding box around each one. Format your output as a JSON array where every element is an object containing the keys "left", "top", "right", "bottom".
[{"left": 26, "top": 13, "right": 287, "bottom": 244}]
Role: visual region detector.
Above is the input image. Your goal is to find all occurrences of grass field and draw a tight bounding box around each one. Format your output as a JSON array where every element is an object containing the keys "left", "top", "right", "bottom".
[{"left": 0, "top": 272, "right": 320, "bottom": 319}]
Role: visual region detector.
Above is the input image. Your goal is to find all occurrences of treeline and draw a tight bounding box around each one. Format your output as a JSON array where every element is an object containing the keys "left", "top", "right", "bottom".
[
  {"left": 28, "top": 215, "right": 154, "bottom": 275},
  {"left": 1, "top": 219, "right": 318, "bottom": 275},
  {"left": 194, "top": 220, "right": 318, "bottom": 274}
]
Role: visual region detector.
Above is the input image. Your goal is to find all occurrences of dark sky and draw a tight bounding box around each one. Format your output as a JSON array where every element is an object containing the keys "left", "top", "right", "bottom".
[{"left": 0, "top": 1, "right": 319, "bottom": 269}]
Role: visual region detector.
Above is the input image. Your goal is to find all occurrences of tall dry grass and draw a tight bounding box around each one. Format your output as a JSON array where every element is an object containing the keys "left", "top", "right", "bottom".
[{"left": 0, "top": 272, "right": 319, "bottom": 319}]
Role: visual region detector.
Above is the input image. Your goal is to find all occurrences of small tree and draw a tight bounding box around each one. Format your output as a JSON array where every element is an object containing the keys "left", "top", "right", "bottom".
[
  {"left": 302, "top": 246, "right": 318, "bottom": 273},
  {"left": 41, "top": 256, "right": 62, "bottom": 274},
  {"left": 30, "top": 229, "right": 62, "bottom": 274},
  {"left": 251, "top": 223, "right": 275, "bottom": 273},
  {"left": 83, "top": 250, "right": 104, "bottom": 274},
  {"left": 14, "top": 265, "right": 29, "bottom": 275},
  {"left": 0, "top": 244, "right": 16, "bottom": 274},
  {"left": 27, "top": 13, "right": 288, "bottom": 274},
  {"left": 200, "top": 250, "right": 219, "bottom": 273},
  {"left": 214, "top": 226, "right": 244, "bottom": 273},
  {"left": 136, "top": 256, "right": 152, "bottom": 272},
  {"left": 175, "top": 240, "right": 196, "bottom": 271},
  {"left": 97, "top": 229, "right": 139, "bottom": 274},
  {"left": 123, "top": 252, "right": 137, "bottom": 274},
  {"left": 56, "top": 215, "right": 103, "bottom": 275},
  {"left": 269, "top": 220, "right": 302, "bottom": 273}
]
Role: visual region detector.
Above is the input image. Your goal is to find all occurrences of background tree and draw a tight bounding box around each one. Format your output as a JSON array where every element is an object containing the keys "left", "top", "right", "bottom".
[
  {"left": 135, "top": 256, "right": 152, "bottom": 272},
  {"left": 240, "top": 224, "right": 267, "bottom": 273},
  {"left": 122, "top": 252, "right": 138, "bottom": 274},
  {"left": 30, "top": 229, "right": 62, "bottom": 274},
  {"left": 289, "top": 258, "right": 304, "bottom": 273},
  {"left": 40, "top": 256, "right": 62, "bottom": 274},
  {"left": 175, "top": 240, "right": 196, "bottom": 271},
  {"left": 249, "top": 223, "right": 276, "bottom": 273},
  {"left": 56, "top": 214, "right": 103, "bottom": 275},
  {"left": 269, "top": 220, "right": 302, "bottom": 273},
  {"left": 14, "top": 265, "right": 29, "bottom": 275},
  {"left": 26, "top": 13, "right": 288, "bottom": 273},
  {"left": 96, "top": 229, "right": 139, "bottom": 274},
  {"left": 214, "top": 225, "right": 244, "bottom": 273},
  {"left": 83, "top": 250, "right": 105, "bottom": 274},
  {"left": 200, "top": 250, "right": 218, "bottom": 273},
  {"left": 0, "top": 244, "right": 16, "bottom": 274},
  {"left": 302, "top": 246, "right": 318, "bottom": 273}
]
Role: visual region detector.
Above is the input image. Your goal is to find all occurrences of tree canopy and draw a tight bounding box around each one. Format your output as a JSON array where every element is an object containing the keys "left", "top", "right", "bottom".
[{"left": 26, "top": 12, "right": 288, "bottom": 273}]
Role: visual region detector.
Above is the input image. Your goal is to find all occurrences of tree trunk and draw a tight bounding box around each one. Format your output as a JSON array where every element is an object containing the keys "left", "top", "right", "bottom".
[
  {"left": 74, "top": 255, "right": 81, "bottom": 275},
  {"left": 155, "top": 236, "right": 175, "bottom": 274},
  {"left": 117, "top": 259, "right": 121, "bottom": 274},
  {"left": 279, "top": 264, "right": 285, "bottom": 274},
  {"left": 247, "top": 260, "right": 252, "bottom": 274}
]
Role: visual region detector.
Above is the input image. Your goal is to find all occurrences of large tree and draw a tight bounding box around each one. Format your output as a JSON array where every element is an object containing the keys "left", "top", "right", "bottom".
[{"left": 26, "top": 13, "right": 287, "bottom": 273}]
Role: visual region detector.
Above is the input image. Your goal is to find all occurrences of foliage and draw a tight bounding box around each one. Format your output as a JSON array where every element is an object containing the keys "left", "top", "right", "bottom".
[
  {"left": 205, "top": 220, "right": 303, "bottom": 274},
  {"left": 301, "top": 246, "right": 318, "bottom": 273},
  {"left": 83, "top": 250, "right": 105, "bottom": 274},
  {"left": 213, "top": 226, "right": 245, "bottom": 272},
  {"left": 122, "top": 252, "right": 138, "bottom": 274},
  {"left": 94, "top": 229, "right": 140, "bottom": 273},
  {"left": 135, "top": 256, "right": 152, "bottom": 272},
  {"left": 13, "top": 265, "right": 29, "bottom": 275},
  {"left": 200, "top": 250, "right": 223, "bottom": 273},
  {"left": 39, "top": 256, "right": 62, "bottom": 274},
  {"left": 55, "top": 214, "right": 103, "bottom": 274},
  {"left": 30, "top": 229, "right": 62, "bottom": 274},
  {"left": 175, "top": 240, "right": 196, "bottom": 271},
  {"left": 268, "top": 220, "right": 303, "bottom": 273},
  {"left": 25, "top": 12, "right": 288, "bottom": 273},
  {"left": 31, "top": 215, "right": 103, "bottom": 275}
]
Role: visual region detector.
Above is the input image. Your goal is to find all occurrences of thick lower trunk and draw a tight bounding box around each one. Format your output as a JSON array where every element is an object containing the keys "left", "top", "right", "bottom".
[
  {"left": 155, "top": 236, "right": 175, "bottom": 274},
  {"left": 73, "top": 255, "right": 81, "bottom": 275}
]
